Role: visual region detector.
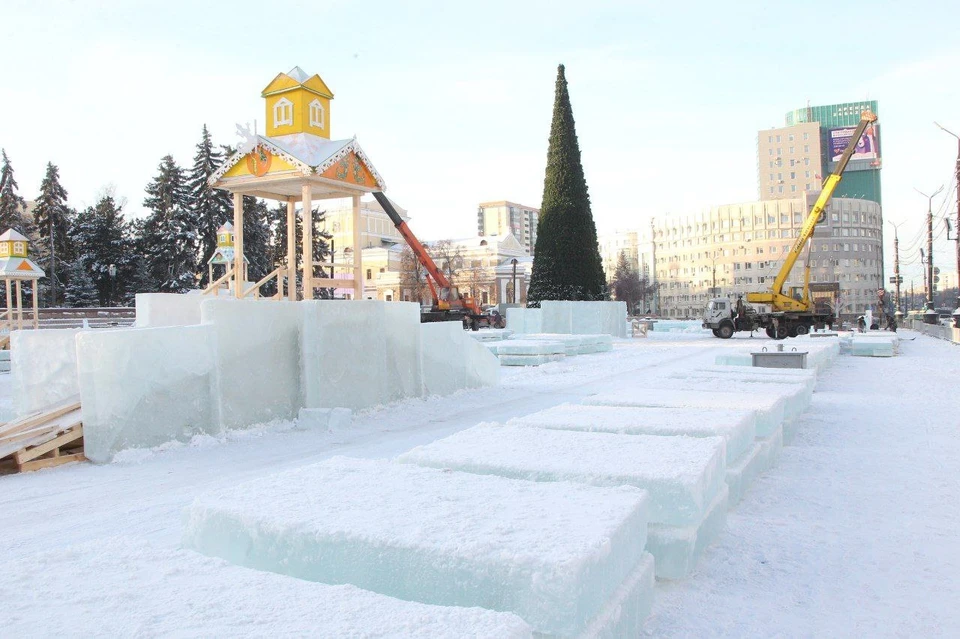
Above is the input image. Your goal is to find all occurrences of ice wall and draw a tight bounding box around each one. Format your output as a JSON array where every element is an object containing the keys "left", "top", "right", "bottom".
[
  {"left": 135, "top": 293, "right": 205, "bottom": 328},
  {"left": 11, "top": 329, "right": 81, "bottom": 416},
  {"left": 422, "top": 322, "right": 500, "bottom": 395},
  {"left": 302, "top": 301, "right": 423, "bottom": 411},
  {"left": 200, "top": 299, "right": 302, "bottom": 429},
  {"left": 77, "top": 325, "right": 222, "bottom": 462},
  {"left": 539, "top": 301, "right": 627, "bottom": 337}
]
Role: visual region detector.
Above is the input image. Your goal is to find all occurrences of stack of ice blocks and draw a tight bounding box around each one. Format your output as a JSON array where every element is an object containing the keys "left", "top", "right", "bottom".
[
  {"left": 184, "top": 457, "right": 656, "bottom": 637},
  {"left": 495, "top": 339, "right": 566, "bottom": 366},
  {"left": 586, "top": 388, "right": 786, "bottom": 473},
  {"left": 851, "top": 333, "right": 898, "bottom": 357},
  {"left": 2, "top": 539, "right": 533, "bottom": 638},
  {"left": 509, "top": 403, "right": 761, "bottom": 507},
  {"left": 518, "top": 333, "right": 613, "bottom": 355},
  {"left": 398, "top": 423, "right": 728, "bottom": 580}
]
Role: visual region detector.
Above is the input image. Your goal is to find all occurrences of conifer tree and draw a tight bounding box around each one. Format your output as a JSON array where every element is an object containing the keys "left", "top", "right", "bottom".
[
  {"left": 70, "top": 195, "right": 129, "bottom": 306},
  {"left": 526, "top": 65, "right": 607, "bottom": 307},
  {"left": 187, "top": 126, "right": 232, "bottom": 284},
  {"left": 242, "top": 195, "right": 272, "bottom": 286},
  {"left": 611, "top": 252, "right": 642, "bottom": 315},
  {"left": 33, "top": 162, "right": 73, "bottom": 305},
  {"left": 0, "top": 149, "right": 28, "bottom": 233},
  {"left": 63, "top": 261, "right": 100, "bottom": 308},
  {"left": 141, "top": 155, "right": 197, "bottom": 293},
  {"left": 268, "top": 203, "right": 333, "bottom": 298}
]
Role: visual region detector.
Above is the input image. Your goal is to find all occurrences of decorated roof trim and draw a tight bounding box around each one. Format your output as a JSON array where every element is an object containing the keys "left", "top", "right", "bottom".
[{"left": 210, "top": 136, "right": 386, "bottom": 190}]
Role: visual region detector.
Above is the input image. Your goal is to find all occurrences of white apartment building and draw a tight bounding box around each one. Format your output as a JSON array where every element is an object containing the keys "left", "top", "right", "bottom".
[
  {"left": 646, "top": 194, "right": 883, "bottom": 319},
  {"left": 599, "top": 230, "right": 651, "bottom": 282},
  {"left": 477, "top": 201, "right": 539, "bottom": 255}
]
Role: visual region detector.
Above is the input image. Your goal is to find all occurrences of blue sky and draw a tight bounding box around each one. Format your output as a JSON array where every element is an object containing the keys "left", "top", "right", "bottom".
[{"left": 3, "top": 0, "right": 960, "bottom": 286}]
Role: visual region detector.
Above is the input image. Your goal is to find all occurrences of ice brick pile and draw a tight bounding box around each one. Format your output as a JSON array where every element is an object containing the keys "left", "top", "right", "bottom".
[
  {"left": 487, "top": 333, "right": 613, "bottom": 366},
  {"left": 851, "top": 332, "right": 899, "bottom": 357},
  {"left": 507, "top": 300, "right": 627, "bottom": 337},
  {"left": 184, "top": 457, "right": 655, "bottom": 638},
  {"left": 15, "top": 299, "right": 500, "bottom": 462}
]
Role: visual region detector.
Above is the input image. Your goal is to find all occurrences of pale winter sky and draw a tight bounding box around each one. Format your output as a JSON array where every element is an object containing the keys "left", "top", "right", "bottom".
[{"left": 2, "top": 0, "right": 960, "bottom": 286}]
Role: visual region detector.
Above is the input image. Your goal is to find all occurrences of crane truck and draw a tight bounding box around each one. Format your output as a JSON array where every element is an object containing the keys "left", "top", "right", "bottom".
[
  {"left": 372, "top": 191, "right": 502, "bottom": 330},
  {"left": 703, "top": 109, "right": 879, "bottom": 339}
]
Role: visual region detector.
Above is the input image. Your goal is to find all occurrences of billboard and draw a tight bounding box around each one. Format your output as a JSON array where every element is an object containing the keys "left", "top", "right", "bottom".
[{"left": 829, "top": 125, "right": 880, "bottom": 165}]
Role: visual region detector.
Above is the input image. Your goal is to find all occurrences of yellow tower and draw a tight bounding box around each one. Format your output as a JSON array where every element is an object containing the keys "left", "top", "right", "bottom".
[{"left": 262, "top": 66, "right": 335, "bottom": 139}]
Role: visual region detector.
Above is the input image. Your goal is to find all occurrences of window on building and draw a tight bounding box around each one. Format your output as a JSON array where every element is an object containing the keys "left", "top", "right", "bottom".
[
  {"left": 804, "top": 158, "right": 810, "bottom": 166},
  {"left": 790, "top": 185, "right": 797, "bottom": 192},
  {"left": 777, "top": 148, "right": 782, "bottom": 155},
  {"left": 789, "top": 146, "right": 794, "bottom": 153},
  {"left": 273, "top": 97, "right": 294, "bottom": 127},
  {"left": 366, "top": 268, "right": 372, "bottom": 279},
  {"left": 803, "top": 132, "right": 809, "bottom": 140},
  {"left": 790, "top": 172, "right": 796, "bottom": 179},
  {"left": 309, "top": 99, "right": 325, "bottom": 128},
  {"left": 776, "top": 135, "right": 781, "bottom": 143}
]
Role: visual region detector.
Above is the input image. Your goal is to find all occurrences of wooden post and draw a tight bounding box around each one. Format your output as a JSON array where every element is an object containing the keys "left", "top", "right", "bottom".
[
  {"left": 302, "top": 184, "right": 313, "bottom": 300},
  {"left": 31, "top": 279, "right": 38, "bottom": 329},
  {"left": 4, "top": 278, "right": 11, "bottom": 335},
  {"left": 352, "top": 194, "right": 362, "bottom": 299},
  {"left": 233, "top": 192, "right": 244, "bottom": 298},
  {"left": 15, "top": 280, "right": 23, "bottom": 330},
  {"left": 286, "top": 198, "right": 297, "bottom": 301}
]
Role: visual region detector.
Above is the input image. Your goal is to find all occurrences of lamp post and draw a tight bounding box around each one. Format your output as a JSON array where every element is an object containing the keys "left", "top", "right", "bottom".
[
  {"left": 510, "top": 258, "right": 518, "bottom": 304},
  {"left": 887, "top": 220, "right": 903, "bottom": 321},
  {"left": 934, "top": 122, "right": 960, "bottom": 327},
  {"left": 915, "top": 185, "right": 943, "bottom": 324},
  {"left": 107, "top": 263, "right": 117, "bottom": 308}
]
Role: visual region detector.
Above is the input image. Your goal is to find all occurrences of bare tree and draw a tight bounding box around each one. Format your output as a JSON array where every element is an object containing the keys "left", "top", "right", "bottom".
[{"left": 398, "top": 245, "right": 429, "bottom": 304}]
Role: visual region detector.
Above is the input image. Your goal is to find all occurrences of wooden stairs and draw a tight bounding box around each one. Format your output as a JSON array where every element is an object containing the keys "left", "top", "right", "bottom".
[{"left": 0, "top": 399, "right": 84, "bottom": 474}]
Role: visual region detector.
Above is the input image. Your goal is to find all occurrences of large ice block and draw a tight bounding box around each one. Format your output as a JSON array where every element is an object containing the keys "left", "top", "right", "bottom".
[
  {"left": 851, "top": 335, "right": 895, "bottom": 357},
  {"left": 756, "top": 424, "right": 784, "bottom": 471},
  {"left": 647, "top": 485, "right": 729, "bottom": 580},
  {"left": 725, "top": 442, "right": 763, "bottom": 506},
  {"left": 513, "top": 333, "right": 584, "bottom": 355},
  {"left": 201, "top": 299, "right": 302, "bottom": 430},
  {"left": 183, "top": 457, "right": 649, "bottom": 638},
  {"left": 509, "top": 403, "right": 756, "bottom": 463},
  {"left": 497, "top": 339, "right": 566, "bottom": 356},
  {"left": 135, "top": 292, "right": 204, "bottom": 327},
  {"left": 506, "top": 307, "right": 541, "bottom": 334},
  {"left": 660, "top": 369, "right": 814, "bottom": 419},
  {"left": 586, "top": 388, "right": 786, "bottom": 438},
  {"left": 77, "top": 325, "right": 222, "bottom": 463},
  {"left": 498, "top": 354, "right": 566, "bottom": 366},
  {"left": 421, "top": 322, "right": 499, "bottom": 395},
  {"left": 398, "top": 424, "right": 724, "bottom": 527},
  {"left": 11, "top": 328, "right": 81, "bottom": 416},
  {"left": 0, "top": 538, "right": 533, "bottom": 638},
  {"left": 301, "top": 301, "right": 422, "bottom": 411},
  {"left": 539, "top": 301, "right": 627, "bottom": 337}
]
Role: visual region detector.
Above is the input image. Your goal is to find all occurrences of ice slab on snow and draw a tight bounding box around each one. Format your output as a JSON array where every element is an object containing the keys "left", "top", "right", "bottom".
[
  {"left": 499, "top": 353, "right": 566, "bottom": 366},
  {"left": 509, "top": 403, "right": 756, "bottom": 463},
  {"left": 586, "top": 388, "right": 786, "bottom": 438},
  {"left": 0, "top": 538, "right": 532, "bottom": 638},
  {"left": 663, "top": 369, "right": 814, "bottom": 419},
  {"left": 297, "top": 407, "right": 352, "bottom": 431},
  {"left": 11, "top": 328, "right": 81, "bottom": 416},
  {"left": 421, "top": 322, "right": 500, "bottom": 395},
  {"left": 540, "top": 301, "right": 627, "bottom": 337},
  {"left": 183, "top": 457, "right": 649, "bottom": 637},
  {"left": 302, "top": 301, "right": 422, "bottom": 410},
  {"left": 466, "top": 328, "right": 513, "bottom": 341},
  {"left": 647, "top": 485, "right": 729, "bottom": 580},
  {"left": 135, "top": 292, "right": 204, "bottom": 327},
  {"left": 497, "top": 339, "right": 566, "bottom": 356},
  {"left": 201, "top": 299, "right": 302, "bottom": 429},
  {"left": 756, "top": 424, "right": 784, "bottom": 471},
  {"left": 77, "top": 325, "right": 222, "bottom": 463},
  {"left": 398, "top": 423, "right": 724, "bottom": 527},
  {"left": 851, "top": 336, "right": 895, "bottom": 357}
]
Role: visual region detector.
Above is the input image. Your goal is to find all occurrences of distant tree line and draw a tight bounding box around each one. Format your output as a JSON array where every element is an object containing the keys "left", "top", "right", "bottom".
[{"left": 0, "top": 126, "right": 330, "bottom": 307}]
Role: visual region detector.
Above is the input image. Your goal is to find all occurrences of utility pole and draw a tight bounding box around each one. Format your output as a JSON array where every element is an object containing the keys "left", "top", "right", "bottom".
[
  {"left": 934, "top": 122, "right": 960, "bottom": 325},
  {"left": 888, "top": 220, "right": 902, "bottom": 317},
  {"left": 650, "top": 218, "right": 658, "bottom": 315},
  {"left": 915, "top": 186, "right": 944, "bottom": 323}
]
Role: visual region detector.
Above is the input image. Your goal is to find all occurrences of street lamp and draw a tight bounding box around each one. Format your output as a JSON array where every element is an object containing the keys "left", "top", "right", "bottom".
[
  {"left": 934, "top": 122, "right": 960, "bottom": 327},
  {"left": 510, "top": 258, "right": 518, "bottom": 304},
  {"left": 915, "top": 185, "right": 944, "bottom": 324},
  {"left": 107, "top": 264, "right": 117, "bottom": 307},
  {"left": 887, "top": 220, "right": 903, "bottom": 321}
]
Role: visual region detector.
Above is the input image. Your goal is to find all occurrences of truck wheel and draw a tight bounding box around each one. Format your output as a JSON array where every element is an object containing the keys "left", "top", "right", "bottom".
[
  {"left": 775, "top": 324, "right": 789, "bottom": 339},
  {"left": 711, "top": 328, "right": 721, "bottom": 337},
  {"left": 717, "top": 322, "right": 734, "bottom": 339},
  {"left": 795, "top": 324, "right": 809, "bottom": 336},
  {"left": 765, "top": 326, "right": 776, "bottom": 339},
  {"left": 787, "top": 324, "right": 799, "bottom": 338}
]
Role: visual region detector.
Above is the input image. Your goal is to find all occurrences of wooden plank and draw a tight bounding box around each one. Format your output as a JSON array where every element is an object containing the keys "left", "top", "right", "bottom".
[
  {"left": 18, "top": 452, "right": 85, "bottom": 473},
  {"left": 0, "top": 430, "right": 57, "bottom": 461},
  {"left": 0, "top": 400, "right": 81, "bottom": 438},
  {"left": 15, "top": 425, "right": 82, "bottom": 464}
]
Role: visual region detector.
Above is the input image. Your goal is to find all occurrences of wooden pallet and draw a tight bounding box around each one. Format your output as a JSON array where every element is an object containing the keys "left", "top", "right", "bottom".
[{"left": 0, "top": 399, "right": 85, "bottom": 473}]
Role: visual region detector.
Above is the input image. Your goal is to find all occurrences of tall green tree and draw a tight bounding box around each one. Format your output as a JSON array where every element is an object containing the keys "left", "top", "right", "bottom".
[
  {"left": 187, "top": 126, "right": 232, "bottom": 284},
  {"left": 610, "top": 252, "right": 642, "bottom": 314},
  {"left": 63, "top": 260, "right": 100, "bottom": 308},
  {"left": 0, "top": 149, "right": 28, "bottom": 234},
  {"left": 33, "top": 162, "right": 74, "bottom": 305},
  {"left": 70, "top": 195, "right": 130, "bottom": 306},
  {"left": 268, "top": 204, "right": 333, "bottom": 298},
  {"left": 526, "top": 64, "right": 606, "bottom": 306},
  {"left": 140, "top": 155, "right": 197, "bottom": 293},
  {"left": 242, "top": 195, "right": 272, "bottom": 286}
]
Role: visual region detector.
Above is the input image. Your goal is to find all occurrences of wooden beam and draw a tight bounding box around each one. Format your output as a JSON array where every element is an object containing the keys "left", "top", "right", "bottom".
[
  {"left": 287, "top": 199, "right": 296, "bottom": 301},
  {"left": 302, "top": 184, "right": 314, "bottom": 300},
  {"left": 352, "top": 195, "right": 362, "bottom": 299},
  {"left": 0, "top": 401, "right": 81, "bottom": 439},
  {"left": 15, "top": 280, "right": 23, "bottom": 330},
  {"left": 233, "top": 192, "right": 244, "bottom": 298},
  {"left": 18, "top": 452, "right": 85, "bottom": 473},
  {"left": 31, "top": 278, "right": 38, "bottom": 329}
]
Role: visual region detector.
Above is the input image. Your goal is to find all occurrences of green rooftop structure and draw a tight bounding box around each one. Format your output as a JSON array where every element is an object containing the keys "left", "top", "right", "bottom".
[{"left": 785, "top": 101, "right": 881, "bottom": 204}]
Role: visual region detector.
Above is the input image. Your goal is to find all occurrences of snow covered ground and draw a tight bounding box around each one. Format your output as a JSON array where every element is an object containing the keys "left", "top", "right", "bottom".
[{"left": 1, "top": 328, "right": 958, "bottom": 636}]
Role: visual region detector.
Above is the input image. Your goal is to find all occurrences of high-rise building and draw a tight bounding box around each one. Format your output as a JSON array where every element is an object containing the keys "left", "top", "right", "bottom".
[
  {"left": 759, "top": 101, "right": 882, "bottom": 204},
  {"left": 477, "top": 201, "right": 539, "bottom": 254}
]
